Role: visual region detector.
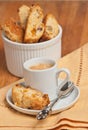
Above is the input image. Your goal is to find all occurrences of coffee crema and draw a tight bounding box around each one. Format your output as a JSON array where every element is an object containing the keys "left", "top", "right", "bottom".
[{"left": 30, "top": 63, "right": 53, "bottom": 70}]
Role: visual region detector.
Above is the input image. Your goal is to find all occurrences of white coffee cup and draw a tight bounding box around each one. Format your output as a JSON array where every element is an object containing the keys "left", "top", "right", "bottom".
[{"left": 23, "top": 58, "right": 70, "bottom": 100}]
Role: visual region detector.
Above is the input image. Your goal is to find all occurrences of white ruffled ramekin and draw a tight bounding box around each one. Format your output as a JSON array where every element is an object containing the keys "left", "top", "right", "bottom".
[{"left": 2, "top": 25, "right": 62, "bottom": 77}]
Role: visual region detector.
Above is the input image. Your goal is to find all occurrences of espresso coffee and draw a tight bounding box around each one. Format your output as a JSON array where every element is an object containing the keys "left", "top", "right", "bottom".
[{"left": 30, "top": 63, "right": 53, "bottom": 70}]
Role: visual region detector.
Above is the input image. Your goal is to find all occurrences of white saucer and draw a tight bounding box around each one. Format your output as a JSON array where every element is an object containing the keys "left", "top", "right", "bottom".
[{"left": 6, "top": 81, "right": 80, "bottom": 116}]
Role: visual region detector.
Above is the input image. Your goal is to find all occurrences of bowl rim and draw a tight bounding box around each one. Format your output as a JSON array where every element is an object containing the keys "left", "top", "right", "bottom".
[{"left": 2, "top": 24, "right": 62, "bottom": 47}]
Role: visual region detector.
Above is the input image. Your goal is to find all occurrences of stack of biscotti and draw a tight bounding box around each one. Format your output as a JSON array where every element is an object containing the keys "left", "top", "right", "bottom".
[{"left": 2, "top": 4, "right": 59, "bottom": 43}]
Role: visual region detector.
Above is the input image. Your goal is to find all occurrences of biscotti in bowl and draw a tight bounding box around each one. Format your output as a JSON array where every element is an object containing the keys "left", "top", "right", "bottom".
[{"left": 2, "top": 4, "right": 62, "bottom": 77}]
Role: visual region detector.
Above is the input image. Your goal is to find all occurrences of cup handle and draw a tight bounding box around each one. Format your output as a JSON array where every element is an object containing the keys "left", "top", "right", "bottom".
[{"left": 55, "top": 68, "right": 70, "bottom": 89}]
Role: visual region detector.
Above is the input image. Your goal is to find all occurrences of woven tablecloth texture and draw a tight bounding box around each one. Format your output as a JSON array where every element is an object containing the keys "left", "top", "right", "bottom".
[{"left": 0, "top": 43, "right": 88, "bottom": 130}]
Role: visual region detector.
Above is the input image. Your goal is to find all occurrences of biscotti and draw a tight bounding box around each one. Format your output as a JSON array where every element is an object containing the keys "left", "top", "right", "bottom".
[
  {"left": 2, "top": 18, "right": 24, "bottom": 43},
  {"left": 12, "top": 84, "right": 50, "bottom": 110},
  {"left": 24, "top": 4, "right": 44, "bottom": 43},
  {"left": 18, "top": 5, "right": 30, "bottom": 29},
  {"left": 2, "top": 4, "right": 59, "bottom": 43},
  {"left": 42, "top": 13, "right": 59, "bottom": 40}
]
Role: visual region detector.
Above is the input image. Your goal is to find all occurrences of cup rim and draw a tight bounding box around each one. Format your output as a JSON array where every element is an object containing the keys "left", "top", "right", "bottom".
[
  {"left": 23, "top": 57, "right": 57, "bottom": 72},
  {"left": 2, "top": 24, "right": 62, "bottom": 47}
]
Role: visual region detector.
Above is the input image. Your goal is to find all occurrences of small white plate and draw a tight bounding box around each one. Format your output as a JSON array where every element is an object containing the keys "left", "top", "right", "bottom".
[{"left": 6, "top": 81, "right": 80, "bottom": 116}]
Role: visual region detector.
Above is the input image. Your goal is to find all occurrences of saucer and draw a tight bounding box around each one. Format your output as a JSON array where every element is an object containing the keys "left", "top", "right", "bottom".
[{"left": 6, "top": 81, "right": 80, "bottom": 116}]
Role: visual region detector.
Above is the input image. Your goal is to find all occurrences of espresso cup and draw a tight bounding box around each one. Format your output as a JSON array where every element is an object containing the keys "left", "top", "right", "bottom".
[{"left": 23, "top": 58, "right": 70, "bottom": 100}]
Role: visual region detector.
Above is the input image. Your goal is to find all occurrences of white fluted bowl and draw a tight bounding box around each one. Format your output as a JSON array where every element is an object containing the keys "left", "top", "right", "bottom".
[{"left": 2, "top": 25, "right": 62, "bottom": 77}]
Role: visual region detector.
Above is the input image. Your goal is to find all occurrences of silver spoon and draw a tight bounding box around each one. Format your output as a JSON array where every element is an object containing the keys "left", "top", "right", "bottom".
[{"left": 36, "top": 81, "right": 74, "bottom": 120}]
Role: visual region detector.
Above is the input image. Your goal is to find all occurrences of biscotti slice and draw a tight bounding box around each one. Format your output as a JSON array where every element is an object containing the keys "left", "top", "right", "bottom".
[
  {"left": 18, "top": 5, "right": 30, "bottom": 29},
  {"left": 2, "top": 18, "right": 24, "bottom": 42},
  {"left": 12, "top": 84, "right": 50, "bottom": 110},
  {"left": 24, "top": 4, "right": 44, "bottom": 43},
  {"left": 42, "top": 13, "right": 59, "bottom": 40}
]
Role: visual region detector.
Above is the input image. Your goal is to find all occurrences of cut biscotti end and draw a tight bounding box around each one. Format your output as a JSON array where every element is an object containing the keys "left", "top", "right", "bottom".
[
  {"left": 42, "top": 13, "right": 59, "bottom": 40},
  {"left": 12, "top": 84, "right": 50, "bottom": 110},
  {"left": 12, "top": 84, "right": 25, "bottom": 107},
  {"left": 2, "top": 18, "right": 24, "bottom": 43},
  {"left": 24, "top": 4, "right": 44, "bottom": 43},
  {"left": 18, "top": 5, "right": 30, "bottom": 29}
]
